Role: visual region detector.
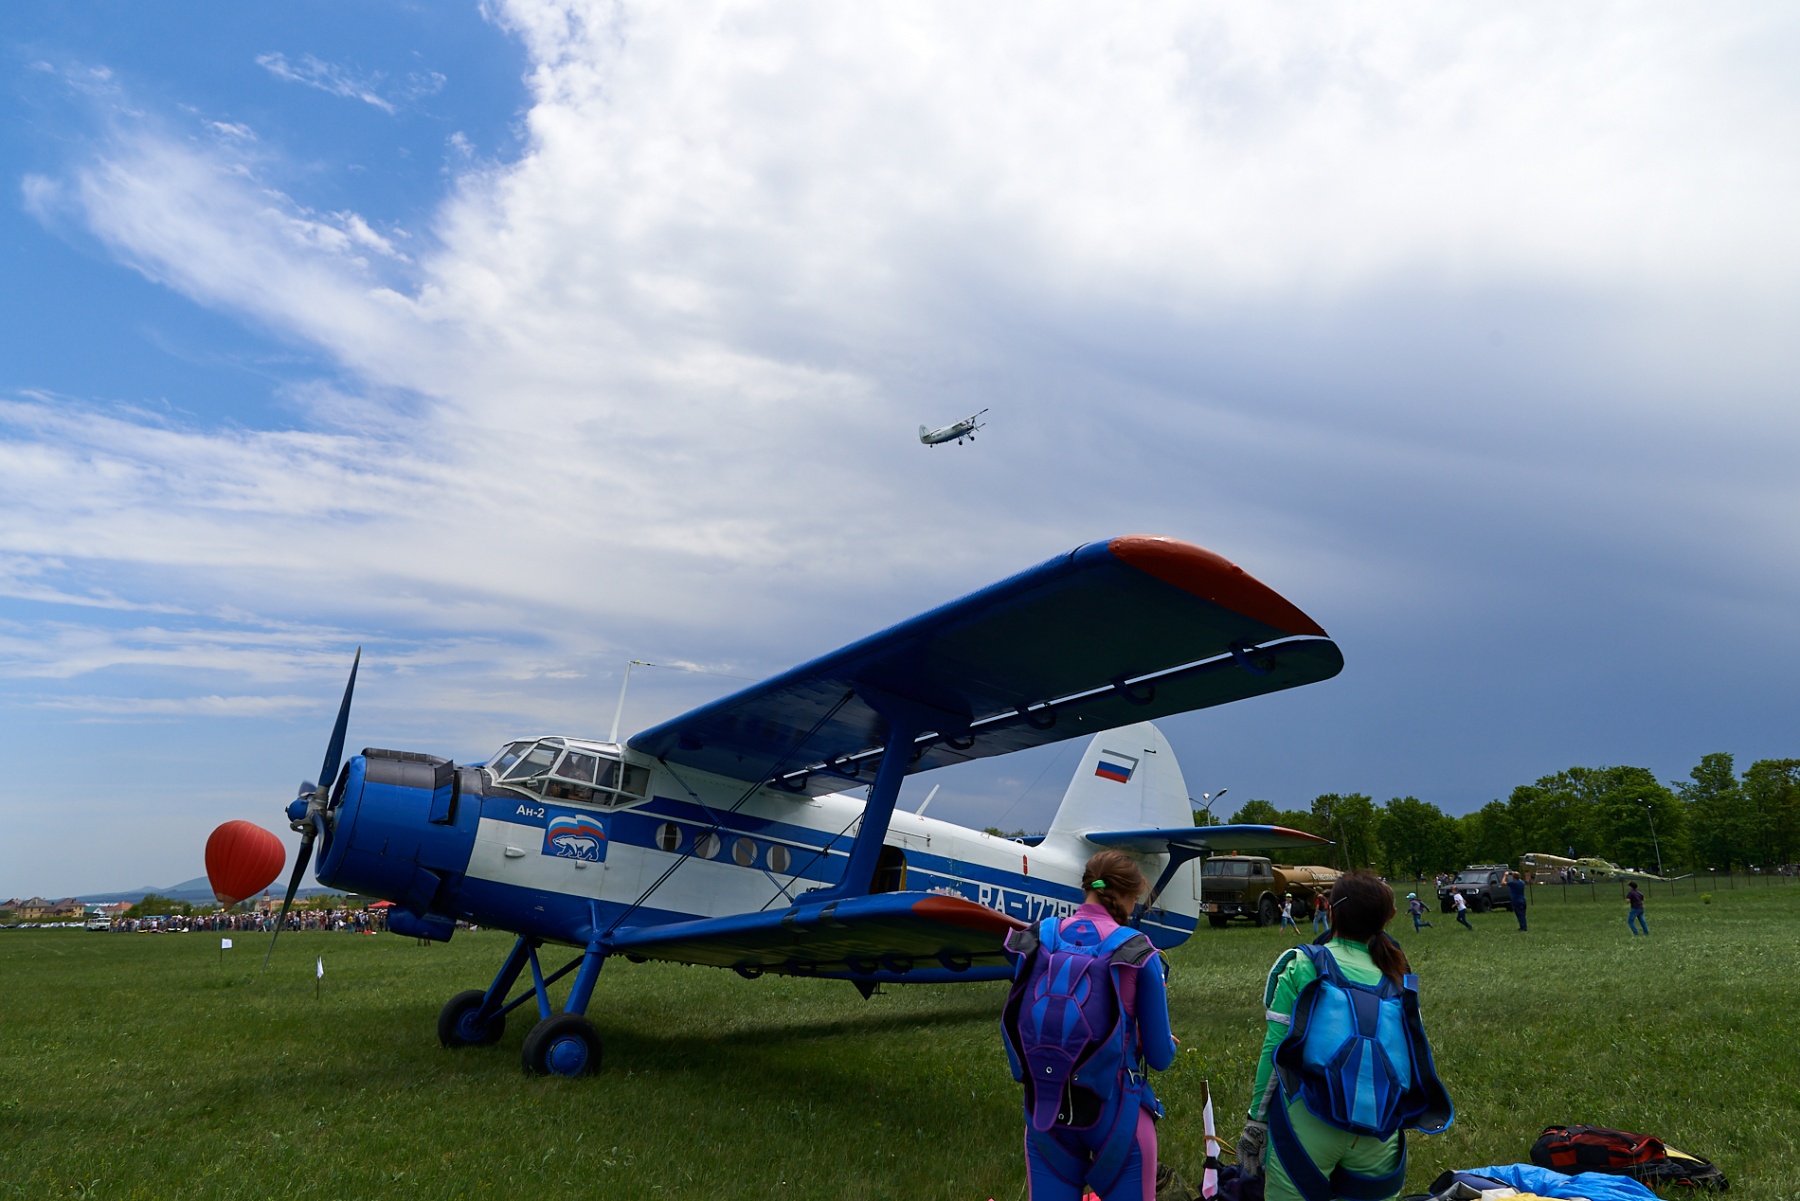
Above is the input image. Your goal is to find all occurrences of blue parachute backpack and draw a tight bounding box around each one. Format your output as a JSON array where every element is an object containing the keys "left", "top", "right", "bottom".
[
  {"left": 1269, "top": 942, "right": 1453, "bottom": 1201},
  {"left": 1001, "top": 916, "right": 1151, "bottom": 1134}
]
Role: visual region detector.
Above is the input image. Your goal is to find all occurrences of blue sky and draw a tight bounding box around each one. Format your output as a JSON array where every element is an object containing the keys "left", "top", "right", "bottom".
[{"left": 2, "top": 2, "right": 1798, "bottom": 897}]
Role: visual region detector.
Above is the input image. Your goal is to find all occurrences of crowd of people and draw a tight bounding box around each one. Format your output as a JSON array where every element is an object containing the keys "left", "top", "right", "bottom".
[{"left": 108, "top": 907, "right": 388, "bottom": 934}]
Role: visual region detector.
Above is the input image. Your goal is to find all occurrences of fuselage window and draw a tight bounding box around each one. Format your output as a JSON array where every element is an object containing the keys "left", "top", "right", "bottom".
[
  {"left": 767, "top": 844, "right": 791, "bottom": 874},
  {"left": 695, "top": 832, "right": 721, "bottom": 860},
  {"left": 617, "top": 763, "right": 649, "bottom": 797},
  {"left": 733, "top": 838, "right": 757, "bottom": 867},
  {"left": 656, "top": 822, "right": 682, "bottom": 853}
]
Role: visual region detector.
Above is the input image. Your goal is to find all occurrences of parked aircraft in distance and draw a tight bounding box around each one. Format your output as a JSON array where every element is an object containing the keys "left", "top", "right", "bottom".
[
  {"left": 265, "top": 535, "right": 1344, "bottom": 1077},
  {"left": 919, "top": 408, "right": 987, "bottom": 446},
  {"left": 1522, "top": 853, "right": 1689, "bottom": 883}
]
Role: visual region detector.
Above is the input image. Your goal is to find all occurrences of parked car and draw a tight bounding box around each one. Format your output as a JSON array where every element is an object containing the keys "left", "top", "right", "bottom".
[{"left": 1438, "top": 864, "right": 1512, "bottom": 913}]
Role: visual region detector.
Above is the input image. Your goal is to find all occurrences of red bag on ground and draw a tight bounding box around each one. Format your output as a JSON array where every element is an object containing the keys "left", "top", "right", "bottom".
[{"left": 1531, "top": 1125, "right": 1729, "bottom": 1190}]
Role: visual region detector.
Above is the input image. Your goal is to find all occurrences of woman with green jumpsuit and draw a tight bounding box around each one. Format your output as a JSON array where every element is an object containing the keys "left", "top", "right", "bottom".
[{"left": 1236, "top": 873, "right": 1445, "bottom": 1201}]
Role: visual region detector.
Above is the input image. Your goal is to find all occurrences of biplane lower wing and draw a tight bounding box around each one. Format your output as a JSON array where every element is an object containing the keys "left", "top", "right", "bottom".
[
  {"left": 1085, "top": 823, "right": 1331, "bottom": 856},
  {"left": 606, "top": 892, "right": 1027, "bottom": 984}
]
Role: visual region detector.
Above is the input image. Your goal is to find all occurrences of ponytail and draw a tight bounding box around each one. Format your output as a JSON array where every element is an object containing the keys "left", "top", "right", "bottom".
[
  {"left": 1327, "top": 871, "right": 1410, "bottom": 985},
  {"left": 1081, "top": 850, "right": 1147, "bottom": 925}
]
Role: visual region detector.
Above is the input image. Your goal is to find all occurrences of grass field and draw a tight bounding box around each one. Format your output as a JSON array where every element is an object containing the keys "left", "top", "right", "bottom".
[{"left": 2, "top": 884, "right": 1796, "bottom": 1200}]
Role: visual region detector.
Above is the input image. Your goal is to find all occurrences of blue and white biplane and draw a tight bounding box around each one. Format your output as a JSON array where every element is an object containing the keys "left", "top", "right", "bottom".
[{"left": 272, "top": 535, "right": 1340, "bottom": 1076}]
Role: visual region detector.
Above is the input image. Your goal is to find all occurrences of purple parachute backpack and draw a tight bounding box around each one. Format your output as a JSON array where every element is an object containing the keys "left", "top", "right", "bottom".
[{"left": 1003, "top": 916, "right": 1150, "bottom": 1132}]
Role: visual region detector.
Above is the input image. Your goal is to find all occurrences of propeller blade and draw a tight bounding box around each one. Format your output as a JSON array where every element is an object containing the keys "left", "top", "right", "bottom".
[
  {"left": 317, "top": 648, "right": 361, "bottom": 800},
  {"left": 262, "top": 826, "right": 315, "bottom": 971}
]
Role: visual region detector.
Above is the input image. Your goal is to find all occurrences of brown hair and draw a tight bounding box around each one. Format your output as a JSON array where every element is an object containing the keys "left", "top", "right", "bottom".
[
  {"left": 1082, "top": 850, "right": 1147, "bottom": 924},
  {"left": 1327, "top": 871, "right": 1410, "bottom": 985}
]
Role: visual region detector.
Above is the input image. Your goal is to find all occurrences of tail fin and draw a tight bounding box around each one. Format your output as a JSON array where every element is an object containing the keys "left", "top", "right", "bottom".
[
  {"left": 918, "top": 425, "right": 930, "bottom": 440},
  {"left": 1046, "top": 722, "right": 1192, "bottom": 839}
]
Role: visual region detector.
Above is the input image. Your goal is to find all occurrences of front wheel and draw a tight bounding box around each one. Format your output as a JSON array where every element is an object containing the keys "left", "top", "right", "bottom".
[
  {"left": 1207, "top": 913, "right": 1229, "bottom": 929},
  {"left": 522, "top": 1013, "right": 602, "bottom": 1078},
  {"left": 438, "top": 989, "right": 504, "bottom": 1048},
  {"left": 1256, "top": 895, "right": 1279, "bottom": 927}
]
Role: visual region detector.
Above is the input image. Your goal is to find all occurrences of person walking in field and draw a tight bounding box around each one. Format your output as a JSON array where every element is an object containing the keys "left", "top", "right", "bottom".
[
  {"left": 1626, "top": 882, "right": 1648, "bottom": 935},
  {"left": 1237, "top": 872, "right": 1453, "bottom": 1201},
  {"left": 1407, "top": 892, "right": 1432, "bottom": 931},
  {"left": 1279, "top": 894, "right": 1301, "bottom": 936},
  {"left": 1002, "top": 850, "right": 1177, "bottom": 1201},
  {"left": 1451, "top": 889, "right": 1473, "bottom": 930},
  {"left": 1311, "top": 891, "right": 1332, "bottom": 937},
  {"left": 1507, "top": 871, "right": 1528, "bottom": 932}
]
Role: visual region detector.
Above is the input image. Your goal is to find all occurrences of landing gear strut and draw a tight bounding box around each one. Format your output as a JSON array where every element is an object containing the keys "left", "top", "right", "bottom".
[{"left": 439, "top": 934, "right": 609, "bottom": 1077}]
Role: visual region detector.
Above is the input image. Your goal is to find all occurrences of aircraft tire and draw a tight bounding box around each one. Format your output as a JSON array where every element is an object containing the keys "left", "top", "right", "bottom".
[
  {"left": 1207, "top": 914, "right": 1230, "bottom": 929},
  {"left": 438, "top": 989, "right": 504, "bottom": 1048},
  {"left": 1256, "top": 895, "right": 1278, "bottom": 927},
  {"left": 522, "top": 1013, "right": 602, "bottom": 1078}
]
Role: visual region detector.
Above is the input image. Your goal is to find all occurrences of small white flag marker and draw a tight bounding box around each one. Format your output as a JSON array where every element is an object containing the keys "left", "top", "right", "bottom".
[
  {"left": 316, "top": 955, "right": 324, "bottom": 979},
  {"left": 221, "top": 937, "right": 233, "bottom": 950}
]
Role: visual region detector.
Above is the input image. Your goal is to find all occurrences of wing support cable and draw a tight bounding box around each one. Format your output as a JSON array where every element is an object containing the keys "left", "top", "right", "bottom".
[{"left": 602, "top": 688, "right": 857, "bottom": 938}]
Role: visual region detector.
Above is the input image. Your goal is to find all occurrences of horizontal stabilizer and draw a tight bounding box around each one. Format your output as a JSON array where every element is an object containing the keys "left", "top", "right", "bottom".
[
  {"left": 1085, "top": 823, "right": 1330, "bottom": 856},
  {"left": 607, "top": 892, "right": 1026, "bottom": 983},
  {"left": 629, "top": 536, "right": 1342, "bottom": 793}
]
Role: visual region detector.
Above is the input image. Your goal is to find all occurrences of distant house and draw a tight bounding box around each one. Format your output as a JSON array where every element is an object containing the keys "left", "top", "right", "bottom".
[{"left": 15, "top": 897, "right": 85, "bottom": 921}]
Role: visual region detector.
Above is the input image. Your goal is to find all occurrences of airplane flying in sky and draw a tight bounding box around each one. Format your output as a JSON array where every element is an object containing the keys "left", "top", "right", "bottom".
[
  {"left": 268, "top": 535, "right": 1342, "bottom": 1076},
  {"left": 918, "top": 408, "right": 987, "bottom": 445},
  {"left": 1521, "top": 853, "right": 1689, "bottom": 883}
]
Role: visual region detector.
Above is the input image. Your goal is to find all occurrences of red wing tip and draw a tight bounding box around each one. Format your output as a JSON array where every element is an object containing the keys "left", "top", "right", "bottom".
[
  {"left": 1106, "top": 535, "right": 1328, "bottom": 638},
  {"left": 910, "top": 894, "right": 1029, "bottom": 932},
  {"left": 1270, "top": 825, "right": 1331, "bottom": 843}
]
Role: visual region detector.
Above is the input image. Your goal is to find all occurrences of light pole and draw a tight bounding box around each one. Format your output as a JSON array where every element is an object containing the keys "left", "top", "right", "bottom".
[
  {"left": 1190, "top": 789, "right": 1225, "bottom": 922},
  {"left": 1190, "top": 788, "right": 1228, "bottom": 825},
  {"left": 1640, "top": 799, "right": 1664, "bottom": 880}
]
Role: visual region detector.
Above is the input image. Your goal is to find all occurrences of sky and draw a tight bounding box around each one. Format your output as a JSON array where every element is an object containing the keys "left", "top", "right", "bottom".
[{"left": 2, "top": 1, "right": 1797, "bottom": 898}]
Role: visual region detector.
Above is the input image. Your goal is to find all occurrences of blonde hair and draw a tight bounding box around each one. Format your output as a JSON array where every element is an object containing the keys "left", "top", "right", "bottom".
[{"left": 1081, "top": 850, "right": 1147, "bottom": 924}]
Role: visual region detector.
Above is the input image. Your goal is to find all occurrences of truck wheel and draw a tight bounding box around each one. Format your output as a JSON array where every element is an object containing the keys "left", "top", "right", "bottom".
[
  {"left": 1208, "top": 914, "right": 1229, "bottom": 929},
  {"left": 1474, "top": 895, "right": 1492, "bottom": 914},
  {"left": 1257, "top": 895, "right": 1278, "bottom": 927},
  {"left": 1440, "top": 898, "right": 1453, "bottom": 914}
]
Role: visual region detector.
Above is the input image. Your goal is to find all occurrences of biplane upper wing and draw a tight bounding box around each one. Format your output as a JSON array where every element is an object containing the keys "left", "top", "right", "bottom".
[
  {"left": 1085, "top": 823, "right": 1332, "bottom": 856},
  {"left": 628, "top": 536, "right": 1342, "bottom": 794},
  {"left": 606, "top": 892, "right": 1026, "bottom": 982}
]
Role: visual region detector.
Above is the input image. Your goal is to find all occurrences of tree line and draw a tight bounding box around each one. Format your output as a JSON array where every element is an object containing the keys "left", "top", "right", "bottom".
[{"left": 1201, "top": 752, "right": 1800, "bottom": 878}]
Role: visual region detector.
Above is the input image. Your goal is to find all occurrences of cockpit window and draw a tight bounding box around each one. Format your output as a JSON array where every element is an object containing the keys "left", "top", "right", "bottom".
[
  {"left": 558, "top": 751, "right": 599, "bottom": 785},
  {"left": 491, "top": 738, "right": 649, "bottom": 806},
  {"left": 504, "top": 743, "right": 560, "bottom": 781},
  {"left": 489, "top": 741, "right": 533, "bottom": 775}
]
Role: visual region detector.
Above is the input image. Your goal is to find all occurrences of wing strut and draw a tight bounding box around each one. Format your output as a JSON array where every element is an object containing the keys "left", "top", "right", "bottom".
[{"left": 802, "top": 689, "right": 935, "bottom": 905}]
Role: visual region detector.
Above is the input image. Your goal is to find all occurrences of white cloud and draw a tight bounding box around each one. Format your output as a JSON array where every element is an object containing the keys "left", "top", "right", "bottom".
[
  {"left": 9, "top": 0, "right": 1800, "bottom": 811},
  {"left": 256, "top": 52, "right": 397, "bottom": 113}
]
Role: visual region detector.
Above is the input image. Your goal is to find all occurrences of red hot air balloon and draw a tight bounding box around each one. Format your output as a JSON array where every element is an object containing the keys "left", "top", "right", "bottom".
[{"left": 205, "top": 821, "right": 286, "bottom": 907}]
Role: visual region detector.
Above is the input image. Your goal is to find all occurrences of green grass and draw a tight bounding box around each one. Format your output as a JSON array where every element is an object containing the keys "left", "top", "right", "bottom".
[{"left": 2, "top": 884, "right": 1796, "bottom": 1200}]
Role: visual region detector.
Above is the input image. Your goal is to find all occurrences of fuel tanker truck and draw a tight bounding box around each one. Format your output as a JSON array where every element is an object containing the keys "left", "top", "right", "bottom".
[{"left": 1197, "top": 854, "right": 1342, "bottom": 928}]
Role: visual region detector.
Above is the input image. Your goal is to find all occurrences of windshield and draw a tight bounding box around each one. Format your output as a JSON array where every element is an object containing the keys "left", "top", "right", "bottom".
[
  {"left": 1202, "top": 859, "right": 1255, "bottom": 877},
  {"left": 489, "top": 738, "right": 649, "bottom": 805},
  {"left": 1455, "top": 870, "right": 1493, "bottom": 885}
]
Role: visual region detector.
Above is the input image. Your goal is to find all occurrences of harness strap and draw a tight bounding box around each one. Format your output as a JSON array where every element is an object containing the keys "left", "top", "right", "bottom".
[{"left": 1267, "top": 1086, "right": 1408, "bottom": 1201}]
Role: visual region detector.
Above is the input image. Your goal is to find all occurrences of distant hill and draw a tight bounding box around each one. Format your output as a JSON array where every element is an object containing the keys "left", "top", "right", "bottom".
[{"left": 77, "top": 876, "right": 342, "bottom": 904}]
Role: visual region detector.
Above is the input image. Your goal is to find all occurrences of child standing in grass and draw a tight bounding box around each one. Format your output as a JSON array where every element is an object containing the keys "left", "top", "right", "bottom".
[{"left": 1627, "top": 883, "right": 1648, "bottom": 935}]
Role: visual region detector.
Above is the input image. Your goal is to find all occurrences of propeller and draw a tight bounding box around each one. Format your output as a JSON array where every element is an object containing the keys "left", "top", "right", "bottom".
[{"left": 264, "top": 648, "right": 360, "bottom": 970}]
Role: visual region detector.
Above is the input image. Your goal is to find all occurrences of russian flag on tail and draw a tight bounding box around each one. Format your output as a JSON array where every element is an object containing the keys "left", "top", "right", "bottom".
[{"left": 1094, "top": 751, "right": 1138, "bottom": 783}]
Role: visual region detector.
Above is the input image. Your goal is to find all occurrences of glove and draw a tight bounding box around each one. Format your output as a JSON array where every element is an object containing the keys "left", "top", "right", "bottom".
[{"left": 1236, "top": 1120, "right": 1267, "bottom": 1178}]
